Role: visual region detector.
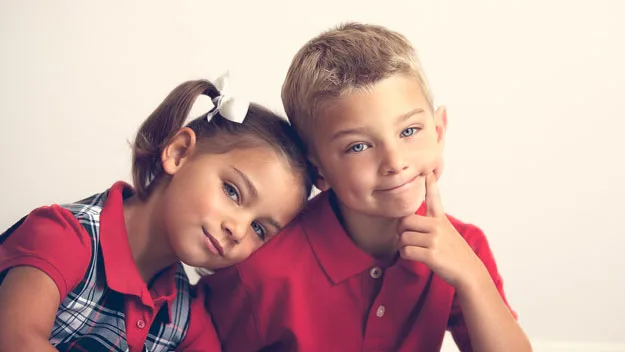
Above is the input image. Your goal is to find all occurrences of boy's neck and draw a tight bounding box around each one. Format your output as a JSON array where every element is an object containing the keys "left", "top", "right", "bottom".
[
  {"left": 330, "top": 193, "right": 400, "bottom": 262},
  {"left": 123, "top": 189, "right": 177, "bottom": 285}
]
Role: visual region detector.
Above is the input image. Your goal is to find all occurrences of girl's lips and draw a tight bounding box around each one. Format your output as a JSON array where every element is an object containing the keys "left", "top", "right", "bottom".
[{"left": 203, "top": 228, "right": 224, "bottom": 257}]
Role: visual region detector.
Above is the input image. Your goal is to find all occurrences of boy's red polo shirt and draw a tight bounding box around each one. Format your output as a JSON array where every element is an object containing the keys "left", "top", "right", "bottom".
[{"left": 204, "top": 191, "right": 515, "bottom": 352}]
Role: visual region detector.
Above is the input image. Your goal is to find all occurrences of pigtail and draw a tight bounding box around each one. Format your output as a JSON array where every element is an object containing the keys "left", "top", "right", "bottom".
[{"left": 132, "top": 80, "right": 220, "bottom": 200}]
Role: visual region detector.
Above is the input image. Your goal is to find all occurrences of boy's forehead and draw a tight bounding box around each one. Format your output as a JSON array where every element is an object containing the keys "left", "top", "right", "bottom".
[{"left": 311, "top": 75, "right": 430, "bottom": 140}]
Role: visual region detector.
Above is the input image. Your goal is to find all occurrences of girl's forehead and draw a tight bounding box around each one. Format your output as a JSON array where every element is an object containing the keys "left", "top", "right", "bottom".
[{"left": 223, "top": 147, "right": 301, "bottom": 192}]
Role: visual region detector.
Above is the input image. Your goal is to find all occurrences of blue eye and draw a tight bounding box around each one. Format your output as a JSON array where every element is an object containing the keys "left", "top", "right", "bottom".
[
  {"left": 401, "top": 127, "right": 419, "bottom": 137},
  {"left": 251, "top": 222, "right": 266, "bottom": 240},
  {"left": 223, "top": 183, "right": 240, "bottom": 203},
  {"left": 348, "top": 143, "right": 369, "bottom": 153}
]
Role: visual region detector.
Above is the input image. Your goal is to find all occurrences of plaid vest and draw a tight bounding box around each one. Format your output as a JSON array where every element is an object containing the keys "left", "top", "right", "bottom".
[{"left": 49, "top": 190, "right": 191, "bottom": 351}]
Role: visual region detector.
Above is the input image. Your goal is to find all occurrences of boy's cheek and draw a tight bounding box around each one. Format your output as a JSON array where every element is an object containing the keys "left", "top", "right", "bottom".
[
  {"left": 413, "top": 148, "right": 443, "bottom": 171},
  {"left": 432, "top": 153, "right": 445, "bottom": 179},
  {"left": 434, "top": 162, "right": 444, "bottom": 179},
  {"left": 338, "top": 169, "right": 368, "bottom": 186}
]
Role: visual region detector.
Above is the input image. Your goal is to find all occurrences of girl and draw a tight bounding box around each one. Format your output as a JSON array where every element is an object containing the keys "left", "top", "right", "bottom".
[{"left": 0, "top": 76, "right": 312, "bottom": 351}]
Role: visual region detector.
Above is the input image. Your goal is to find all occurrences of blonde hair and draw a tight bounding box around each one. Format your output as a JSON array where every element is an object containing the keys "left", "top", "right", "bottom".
[{"left": 282, "top": 22, "right": 433, "bottom": 150}]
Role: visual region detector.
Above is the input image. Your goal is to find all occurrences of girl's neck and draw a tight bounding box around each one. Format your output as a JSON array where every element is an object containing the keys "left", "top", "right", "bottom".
[
  {"left": 123, "top": 187, "right": 177, "bottom": 284},
  {"left": 330, "top": 194, "right": 400, "bottom": 262}
]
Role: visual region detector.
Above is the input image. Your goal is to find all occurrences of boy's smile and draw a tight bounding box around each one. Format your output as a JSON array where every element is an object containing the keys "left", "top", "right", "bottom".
[
  {"left": 310, "top": 73, "right": 447, "bottom": 219},
  {"left": 375, "top": 173, "right": 422, "bottom": 192}
]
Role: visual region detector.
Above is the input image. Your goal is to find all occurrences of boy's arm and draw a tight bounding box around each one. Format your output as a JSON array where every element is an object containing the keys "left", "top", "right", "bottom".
[
  {"left": 397, "top": 175, "right": 531, "bottom": 352},
  {"left": 0, "top": 206, "right": 92, "bottom": 351},
  {"left": 0, "top": 267, "right": 60, "bottom": 351},
  {"left": 447, "top": 231, "right": 530, "bottom": 352}
]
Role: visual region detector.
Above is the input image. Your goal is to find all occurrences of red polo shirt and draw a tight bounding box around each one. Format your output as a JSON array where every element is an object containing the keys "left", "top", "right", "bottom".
[
  {"left": 0, "top": 182, "right": 219, "bottom": 351},
  {"left": 203, "top": 191, "right": 515, "bottom": 352}
]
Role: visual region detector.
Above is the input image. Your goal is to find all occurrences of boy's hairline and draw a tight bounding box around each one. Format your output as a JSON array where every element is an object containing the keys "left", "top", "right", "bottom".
[
  {"left": 291, "top": 71, "right": 435, "bottom": 157},
  {"left": 281, "top": 22, "right": 436, "bottom": 160}
]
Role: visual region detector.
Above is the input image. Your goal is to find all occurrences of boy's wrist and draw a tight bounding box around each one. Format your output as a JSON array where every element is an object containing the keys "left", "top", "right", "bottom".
[{"left": 455, "top": 262, "right": 492, "bottom": 297}]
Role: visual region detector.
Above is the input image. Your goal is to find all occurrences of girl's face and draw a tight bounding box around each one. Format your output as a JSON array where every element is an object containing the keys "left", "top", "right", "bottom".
[{"left": 157, "top": 129, "right": 305, "bottom": 270}]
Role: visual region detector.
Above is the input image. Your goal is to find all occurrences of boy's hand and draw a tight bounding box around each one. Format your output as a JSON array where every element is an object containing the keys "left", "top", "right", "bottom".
[{"left": 397, "top": 173, "right": 488, "bottom": 291}]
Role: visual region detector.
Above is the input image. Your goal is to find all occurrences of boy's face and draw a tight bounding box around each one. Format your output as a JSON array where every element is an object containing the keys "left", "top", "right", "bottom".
[{"left": 310, "top": 74, "right": 447, "bottom": 218}]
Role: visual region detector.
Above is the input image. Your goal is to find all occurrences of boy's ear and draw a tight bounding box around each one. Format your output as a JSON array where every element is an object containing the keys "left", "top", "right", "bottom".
[
  {"left": 432, "top": 106, "right": 447, "bottom": 180},
  {"left": 434, "top": 106, "right": 448, "bottom": 145},
  {"left": 315, "top": 174, "right": 331, "bottom": 192},
  {"left": 161, "top": 127, "right": 197, "bottom": 175},
  {"left": 308, "top": 154, "right": 331, "bottom": 192}
]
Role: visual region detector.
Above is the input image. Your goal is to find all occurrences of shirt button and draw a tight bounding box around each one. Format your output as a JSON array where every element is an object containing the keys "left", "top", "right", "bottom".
[
  {"left": 370, "top": 267, "right": 382, "bottom": 279},
  {"left": 136, "top": 320, "right": 146, "bottom": 329},
  {"left": 376, "top": 305, "right": 386, "bottom": 318}
]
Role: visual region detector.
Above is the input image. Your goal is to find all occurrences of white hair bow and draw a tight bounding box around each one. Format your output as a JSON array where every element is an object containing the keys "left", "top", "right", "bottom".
[{"left": 205, "top": 71, "right": 249, "bottom": 124}]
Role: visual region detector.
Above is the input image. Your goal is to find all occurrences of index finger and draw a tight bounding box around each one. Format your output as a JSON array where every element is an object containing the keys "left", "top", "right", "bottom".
[{"left": 425, "top": 173, "right": 444, "bottom": 217}]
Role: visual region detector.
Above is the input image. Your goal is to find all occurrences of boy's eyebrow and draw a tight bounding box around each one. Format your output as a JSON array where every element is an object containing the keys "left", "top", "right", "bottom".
[
  {"left": 396, "top": 108, "right": 425, "bottom": 123},
  {"left": 232, "top": 166, "right": 258, "bottom": 199},
  {"left": 330, "top": 108, "right": 425, "bottom": 141},
  {"left": 330, "top": 127, "right": 368, "bottom": 141}
]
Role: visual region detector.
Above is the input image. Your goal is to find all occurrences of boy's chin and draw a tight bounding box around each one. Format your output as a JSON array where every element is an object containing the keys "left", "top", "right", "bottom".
[
  {"left": 383, "top": 189, "right": 426, "bottom": 218},
  {"left": 371, "top": 196, "right": 426, "bottom": 219},
  {"left": 381, "top": 205, "right": 422, "bottom": 218}
]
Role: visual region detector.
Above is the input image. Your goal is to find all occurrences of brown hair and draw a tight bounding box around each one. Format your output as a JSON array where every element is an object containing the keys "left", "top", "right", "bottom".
[
  {"left": 132, "top": 79, "right": 313, "bottom": 200},
  {"left": 282, "top": 22, "right": 433, "bottom": 150}
]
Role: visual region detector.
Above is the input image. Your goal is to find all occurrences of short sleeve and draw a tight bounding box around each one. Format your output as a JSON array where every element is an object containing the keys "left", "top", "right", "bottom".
[{"left": 0, "top": 205, "right": 92, "bottom": 302}]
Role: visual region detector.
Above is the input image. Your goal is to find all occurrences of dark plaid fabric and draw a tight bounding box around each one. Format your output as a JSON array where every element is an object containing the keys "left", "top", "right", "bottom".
[{"left": 47, "top": 191, "right": 191, "bottom": 351}]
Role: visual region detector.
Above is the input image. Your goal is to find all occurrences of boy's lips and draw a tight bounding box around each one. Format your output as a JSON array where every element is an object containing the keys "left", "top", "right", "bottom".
[
  {"left": 376, "top": 174, "right": 420, "bottom": 193},
  {"left": 202, "top": 227, "right": 224, "bottom": 257}
]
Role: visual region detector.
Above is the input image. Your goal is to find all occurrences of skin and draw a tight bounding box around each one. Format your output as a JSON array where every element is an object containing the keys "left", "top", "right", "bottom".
[
  {"left": 125, "top": 128, "right": 305, "bottom": 281},
  {"left": 0, "top": 128, "right": 305, "bottom": 351},
  {"left": 309, "top": 74, "right": 532, "bottom": 352}
]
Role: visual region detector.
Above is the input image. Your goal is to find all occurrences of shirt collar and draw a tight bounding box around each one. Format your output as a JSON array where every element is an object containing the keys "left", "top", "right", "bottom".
[
  {"left": 301, "top": 191, "right": 376, "bottom": 283},
  {"left": 99, "top": 181, "right": 178, "bottom": 321},
  {"left": 302, "top": 191, "right": 432, "bottom": 282}
]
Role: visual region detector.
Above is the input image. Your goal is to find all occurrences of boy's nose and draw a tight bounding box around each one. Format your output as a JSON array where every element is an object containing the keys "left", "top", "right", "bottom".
[{"left": 379, "top": 147, "right": 409, "bottom": 175}]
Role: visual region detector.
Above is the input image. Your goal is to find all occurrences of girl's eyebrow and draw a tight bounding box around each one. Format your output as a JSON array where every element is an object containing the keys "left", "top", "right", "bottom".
[
  {"left": 231, "top": 166, "right": 258, "bottom": 199},
  {"left": 266, "top": 218, "right": 283, "bottom": 232},
  {"left": 231, "top": 167, "right": 283, "bottom": 231}
]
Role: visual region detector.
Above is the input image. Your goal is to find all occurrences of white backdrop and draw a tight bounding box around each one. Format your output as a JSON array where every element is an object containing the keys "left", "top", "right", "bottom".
[{"left": 1, "top": 1, "right": 624, "bottom": 350}]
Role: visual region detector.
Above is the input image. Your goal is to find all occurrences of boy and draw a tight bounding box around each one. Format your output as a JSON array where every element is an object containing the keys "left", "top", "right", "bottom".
[{"left": 202, "top": 23, "right": 532, "bottom": 351}]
